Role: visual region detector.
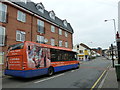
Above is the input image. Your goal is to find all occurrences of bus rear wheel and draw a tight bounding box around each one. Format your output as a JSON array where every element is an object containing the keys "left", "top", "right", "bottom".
[
  {"left": 76, "top": 63, "right": 80, "bottom": 69},
  {"left": 48, "top": 67, "right": 54, "bottom": 76}
]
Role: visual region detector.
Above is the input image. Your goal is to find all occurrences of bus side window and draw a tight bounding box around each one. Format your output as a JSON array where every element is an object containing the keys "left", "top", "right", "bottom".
[{"left": 28, "top": 46, "right": 30, "bottom": 50}]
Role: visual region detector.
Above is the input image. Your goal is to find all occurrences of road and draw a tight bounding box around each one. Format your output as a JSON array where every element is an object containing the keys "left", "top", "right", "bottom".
[{"left": 2, "top": 57, "right": 111, "bottom": 88}]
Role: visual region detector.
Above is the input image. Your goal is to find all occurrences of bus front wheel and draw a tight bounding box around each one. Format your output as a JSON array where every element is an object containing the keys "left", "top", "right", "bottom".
[{"left": 48, "top": 67, "right": 54, "bottom": 76}]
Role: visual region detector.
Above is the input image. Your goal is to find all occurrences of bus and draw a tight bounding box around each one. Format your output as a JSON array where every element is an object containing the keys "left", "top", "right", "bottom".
[{"left": 5, "top": 41, "right": 80, "bottom": 78}]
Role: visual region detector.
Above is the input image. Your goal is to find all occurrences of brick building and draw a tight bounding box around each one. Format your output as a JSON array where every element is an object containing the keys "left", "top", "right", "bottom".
[{"left": 0, "top": 0, "right": 74, "bottom": 68}]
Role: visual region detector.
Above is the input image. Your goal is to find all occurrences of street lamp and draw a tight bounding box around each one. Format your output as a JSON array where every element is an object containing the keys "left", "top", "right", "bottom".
[
  {"left": 104, "top": 19, "right": 117, "bottom": 67},
  {"left": 105, "top": 19, "right": 117, "bottom": 44},
  {"left": 104, "top": 19, "right": 116, "bottom": 35}
]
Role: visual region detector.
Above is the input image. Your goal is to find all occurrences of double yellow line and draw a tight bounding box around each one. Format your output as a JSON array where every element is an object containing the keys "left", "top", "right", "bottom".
[{"left": 90, "top": 65, "right": 110, "bottom": 90}]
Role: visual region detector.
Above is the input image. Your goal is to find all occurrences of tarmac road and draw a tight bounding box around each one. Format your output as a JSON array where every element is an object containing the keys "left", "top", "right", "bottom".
[{"left": 2, "top": 57, "right": 111, "bottom": 88}]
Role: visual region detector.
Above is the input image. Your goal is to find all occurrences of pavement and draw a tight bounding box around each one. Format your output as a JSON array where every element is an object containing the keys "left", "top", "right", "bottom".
[{"left": 99, "top": 60, "right": 120, "bottom": 89}]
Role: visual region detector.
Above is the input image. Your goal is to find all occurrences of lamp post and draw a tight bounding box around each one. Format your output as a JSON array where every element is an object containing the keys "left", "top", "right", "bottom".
[
  {"left": 104, "top": 19, "right": 117, "bottom": 67},
  {"left": 104, "top": 19, "right": 116, "bottom": 37},
  {"left": 105, "top": 19, "right": 117, "bottom": 45}
]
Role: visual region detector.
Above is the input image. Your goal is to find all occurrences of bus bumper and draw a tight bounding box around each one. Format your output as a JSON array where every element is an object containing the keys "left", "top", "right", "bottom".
[{"left": 5, "top": 68, "right": 48, "bottom": 78}]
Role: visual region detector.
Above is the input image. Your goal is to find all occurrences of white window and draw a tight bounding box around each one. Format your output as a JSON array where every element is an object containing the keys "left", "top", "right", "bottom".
[
  {"left": 37, "top": 35, "right": 44, "bottom": 43},
  {"left": 0, "top": 52, "right": 4, "bottom": 64},
  {"left": 51, "top": 38, "right": 55, "bottom": 46},
  {"left": 36, "top": 3, "right": 44, "bottom": 13},
  {"left": 63, "top": 20, "right": 67, "bottom": 27},
  {"left": 0, "top": 26, "right": 5, "bottom": 46},
  {"left": 16, "top": 30, "right": 26, "bottom": 42},
  {"left": 37, "top": 19, "right": 44, "bottom": 33},
  {"left": 0, "top": 3, "right": 7, "bottom": 22},
  {"left": 59, "top": 40, "right": 62, "bottom": 47},
  {"left": 59, "top": 29, "right": 62, "bottom": 35},
  {"left": 65, "top": 31, "right": 68, "bottom": 37},
  {"left": 17, "top": 10, "right": 26, "bottom": 22},
  {"left": 51, "top": 25, "right": 55, "bottom": 32},
  {"left": 49, "top": 11, "right": 55, "bottom": 20},
  {"left": 65, "top": 41, "right": 68, "bottom": 48}
]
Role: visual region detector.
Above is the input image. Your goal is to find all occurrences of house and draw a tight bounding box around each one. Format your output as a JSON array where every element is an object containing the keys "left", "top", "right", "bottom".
[
  {"left": 0, "top": 0, "right": 74, "bottom": 69},
  {"left": 74, "top": 43, "right": 91, "bottom": 60}
]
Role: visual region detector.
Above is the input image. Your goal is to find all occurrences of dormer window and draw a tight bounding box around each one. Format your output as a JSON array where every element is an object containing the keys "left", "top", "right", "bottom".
[
  {"left": 63, "top": 20, "right": 67, "bottom": 27},
  {"left": 36, "top": 3, "right": 45, "bottom": 13},
  {"left": 49, "top": 10, "right": 55, "bottom": 20}
]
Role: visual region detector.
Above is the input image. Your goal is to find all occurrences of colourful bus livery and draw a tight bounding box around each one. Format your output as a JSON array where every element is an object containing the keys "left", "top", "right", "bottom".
[{"left": 5, "top": 41, "right": 80, "bottom": 78}]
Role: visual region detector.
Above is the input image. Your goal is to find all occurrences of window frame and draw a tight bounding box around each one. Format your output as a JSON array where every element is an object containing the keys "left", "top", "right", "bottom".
[
  {"left": 0, "top": 26, "right": 5, "bottom": 46},
  {"left": 0, "top": 3, "right": 7, "bottom": 23},
  {"left": 59, "top": 29, "right": 62, "bottom": 35},
  {"left": 37, "top": 35, "right": 44, "bottom": 43},
  {"left": 59, "top": 40, "right": 62, "bottom": 47},
  {"left": 65, "top": 31, "right": 68, "bottom": 37},
  {"left": 51, "top": 38, "right": 55, "bottom": 46},
  {"left": 49, "top": 11, "right": 55, "bottom": 20},
  {"left": 51, "top": 25, "right": 55, "bottom": 33},
  {"left": 16, "top": 30, "right": 26, "bottom": 42},
  {"left": 37, "top": 19, "right": 45, "bottom": 34},
  {"left": 65, "top": 41, "right": 68, "bottom": 48},
  {"left": 17, "top": 10, "right": 26, "bottom": 22}
]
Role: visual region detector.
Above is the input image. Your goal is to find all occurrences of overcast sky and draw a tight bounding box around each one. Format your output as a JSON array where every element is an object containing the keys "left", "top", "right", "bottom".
[{"left": 32, "top": 0, "right": 119, "bottom": 49}]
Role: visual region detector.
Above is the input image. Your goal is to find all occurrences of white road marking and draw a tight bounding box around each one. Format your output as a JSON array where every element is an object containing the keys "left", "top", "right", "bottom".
[{"left": 34, "top": 73, "right": 65, "bottom": 83}]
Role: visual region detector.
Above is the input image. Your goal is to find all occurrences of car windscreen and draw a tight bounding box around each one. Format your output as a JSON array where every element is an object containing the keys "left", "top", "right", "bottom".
[{"left": 8, "top": 43, "right": 24, "bottom": 51}]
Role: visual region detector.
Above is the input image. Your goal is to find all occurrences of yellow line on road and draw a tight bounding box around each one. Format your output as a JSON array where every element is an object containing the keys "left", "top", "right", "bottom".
[{"left": 90, "top": 65, "right": 110, "bottom": 90}]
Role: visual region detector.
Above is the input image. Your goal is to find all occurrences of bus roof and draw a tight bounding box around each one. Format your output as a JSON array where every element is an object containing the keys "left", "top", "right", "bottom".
[{"left": 25, "top": 41, "right": 72, "bottom": 52}]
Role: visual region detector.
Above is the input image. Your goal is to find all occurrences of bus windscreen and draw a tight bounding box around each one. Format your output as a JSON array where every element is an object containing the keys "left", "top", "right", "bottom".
[{"left": 8, "top": 43, "right": 24, "bottom": 51}]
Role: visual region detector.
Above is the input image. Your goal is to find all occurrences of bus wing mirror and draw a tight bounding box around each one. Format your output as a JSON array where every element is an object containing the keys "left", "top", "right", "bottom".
[{"left": 28, "top": 46, "right": 30, "bottom": 50}]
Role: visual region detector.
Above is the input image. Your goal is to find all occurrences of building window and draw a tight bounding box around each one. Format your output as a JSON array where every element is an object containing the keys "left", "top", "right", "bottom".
[
  {"left": 65, "top": 41, "right": 68, "bottom": 48},
  {"left": 36, "top": 3, "right": 44, "bottom": 13},
  {"left": 51, "top": 38, "right": 55, "bottom": 46},
  {"left": 59, "top": 40, "right": 62, "bottom": 47},
  {"left": 63, "top": 20, "right": 67, "bottom": 27},
  {"left": 51, "top": 25, "right": 55, "bottom": 33},
  {"left": 79, "top": 50, "right": 83, "bottom": 54},
  {"left": 59, "top": 29, "right": 62, "bottom": 35},
  {"left": 0, "top": 26, "right": 5, "bottom": 46},
  {"left": 0, "top": 52, "right": 4, "bottom": 64},
  {"left": 37, "top": 19, "right": 44, "bottom": 34},
  {"left": 0, "top": 3, "right": 7, "bottom": 23},
  {"left": 16, "top": 30, "right": 26, "bottom": 42},
  {"left": 49, "top": 11, "right": 55, "bottom": 20},
  {"left": 37, "top": 35, "right": 44, "bottom": 43},
  {"left": 17, "top": 10, "right": 26, "bottom": 22},
  {"left": 65, "top": 31, "right": 68, "bottom": 37}
]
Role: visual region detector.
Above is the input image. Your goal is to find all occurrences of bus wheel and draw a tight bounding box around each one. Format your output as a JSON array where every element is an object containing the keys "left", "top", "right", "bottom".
[
  {"left": 48, "top": 67, "right": 54, "bottom": 76},
  {"left": 76, "top": 63, "right": 80, "bottom": 69}
]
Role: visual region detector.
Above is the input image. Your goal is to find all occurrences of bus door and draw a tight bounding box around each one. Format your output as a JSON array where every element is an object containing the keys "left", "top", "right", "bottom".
[{"left": 7, "top": 43, "right": 24, "bottom": 70}]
